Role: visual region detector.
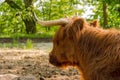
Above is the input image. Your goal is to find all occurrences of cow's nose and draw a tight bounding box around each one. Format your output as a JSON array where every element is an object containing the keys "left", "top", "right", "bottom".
[
  {"left": 49, "top": 53, "right": 53, "bottom": 62},
  {"left": 49, "top": 53, "right": 57, "bottom": 64}
]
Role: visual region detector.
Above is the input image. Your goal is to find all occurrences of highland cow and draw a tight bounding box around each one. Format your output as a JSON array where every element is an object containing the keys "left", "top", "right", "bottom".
[{"left": 35, "top": 15, "right": 120, "bottom": 80}]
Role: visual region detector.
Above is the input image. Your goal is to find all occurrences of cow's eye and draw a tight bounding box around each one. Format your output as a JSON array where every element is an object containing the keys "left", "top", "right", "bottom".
[{"left": 56, "top": 41, "right": 59, "bottom": 45}]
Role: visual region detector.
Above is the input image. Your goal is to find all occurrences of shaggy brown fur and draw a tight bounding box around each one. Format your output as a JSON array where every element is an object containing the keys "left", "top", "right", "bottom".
[{"left": 49, "top": 16, "right": 120, "bottom": 80}]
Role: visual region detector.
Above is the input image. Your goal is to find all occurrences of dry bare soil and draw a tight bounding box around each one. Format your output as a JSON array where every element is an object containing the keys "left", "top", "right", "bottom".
[{"left": 0, "top": 43, "right": 80, "bottom": 80}]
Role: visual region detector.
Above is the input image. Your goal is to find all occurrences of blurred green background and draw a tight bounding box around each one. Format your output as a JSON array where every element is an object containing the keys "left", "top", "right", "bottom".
[{"left": 0, "top": 0, "right": 120, "bottom": 38}]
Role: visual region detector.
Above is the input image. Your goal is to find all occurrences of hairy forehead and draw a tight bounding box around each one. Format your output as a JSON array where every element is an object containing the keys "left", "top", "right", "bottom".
[
  {"left": 53, "top": 27, "right": 64, "bottom": 41},
  {"left": 53, "top": 16, "right": 85, "bottom": 42}
]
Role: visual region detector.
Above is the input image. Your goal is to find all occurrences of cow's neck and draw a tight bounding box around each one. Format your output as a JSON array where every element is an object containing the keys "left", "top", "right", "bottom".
[
  {"left": 74, "top": 27, "right": 120, "bottom": 80},
  {"left": 75, "top": 28, "right": 111, "bottom": 70}
]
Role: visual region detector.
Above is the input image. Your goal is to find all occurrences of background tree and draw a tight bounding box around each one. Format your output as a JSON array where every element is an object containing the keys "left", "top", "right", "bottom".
[
  {"left": 0, "top": 0, "right": 119, "bottom": 37},
  {"left": 88, "top": 0, "right": 120, "bottom": 28},
  {"left": 34, "top": 0, "right": 84, "bottom": 31},
  {"left": 1, "top": 0, "right": 36, "bottom": 34}
]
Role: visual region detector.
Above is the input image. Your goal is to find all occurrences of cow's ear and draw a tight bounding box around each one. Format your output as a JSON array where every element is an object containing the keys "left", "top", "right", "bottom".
[
  {"left": 72, "top": 18, "right": 85, "bottom": 31},
  {"left": 89, "top": 20, "right": 99, "bottom": 27},
  {"left": 67, "top": 18, "right": 86, "bottom": 41}
]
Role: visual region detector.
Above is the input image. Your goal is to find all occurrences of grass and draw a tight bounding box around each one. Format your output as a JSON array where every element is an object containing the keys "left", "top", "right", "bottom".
[
  {"left": 0, "top": 27, "right": 58, "bottom": 38},
  {"left": 0, "top": 43, "right": 24, "bottom": 49},
  {"left": 0, "top": 39, "right": 33, "bottom": 49},
  {"left": 25, "top": 39, "right": 33, "bottom": 49},
  {"left": 0, "top": 32, "right": 54, "bottom": 38},
  {"left": 0, "top": 41, "right": 52, "bottom": 50},
  {"left": 0, "top": 27, "right": 56, "bottom": 49}
]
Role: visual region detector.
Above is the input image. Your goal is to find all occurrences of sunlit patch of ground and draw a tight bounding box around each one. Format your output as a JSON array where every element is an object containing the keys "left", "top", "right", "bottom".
[{"left": 0, "top": 42, "right": 80, "bottom": 80}]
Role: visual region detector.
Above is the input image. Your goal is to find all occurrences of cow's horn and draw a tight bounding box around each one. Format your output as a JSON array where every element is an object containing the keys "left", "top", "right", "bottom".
[{"left": 33, "top": 12, "right": 68, "bottom": 26}]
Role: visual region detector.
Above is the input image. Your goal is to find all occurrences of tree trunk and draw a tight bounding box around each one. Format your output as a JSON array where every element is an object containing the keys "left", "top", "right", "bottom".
[
  {"left": 47, "top": 0, "right": 52, "bottom": 31},
  {"left": 103, "top": 2, "right": 108, "bottom": 28},
  {"left": 23, "top": 18, "right": 36, "bottom": 34},
  {"left": 23, "top": 0, "right": 36, "bottom": 34},
  {"left": 5, "top": 0, "right": 36, "bottom": 34}
]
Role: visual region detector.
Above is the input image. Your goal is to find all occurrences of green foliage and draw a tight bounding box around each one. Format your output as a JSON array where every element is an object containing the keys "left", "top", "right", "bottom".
[
  {"left": 87, "top": 0, "right": 120, "bottom": 28},
  {"left": 0, "top": 25, "right": 56, "bottom": 38},
  {"left": 0, "top": 1, "right": 25, "bottom": 34},
  {"left": 0, "top": 0, "right": 119, "bottom": 38},
  {"left": 0, "top": 0, "right": 85, "bottom": 37},
  {"left": 35, "top": 0, "right": 84, "bottom": 20}
]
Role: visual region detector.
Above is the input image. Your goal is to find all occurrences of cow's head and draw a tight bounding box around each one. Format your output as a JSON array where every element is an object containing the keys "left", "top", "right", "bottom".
[
  {"left": 34, "top": 14, "right": 99, "bottom": 68},
  {"left": 49, "top": 17, "right": 88, "bottom": 68}
]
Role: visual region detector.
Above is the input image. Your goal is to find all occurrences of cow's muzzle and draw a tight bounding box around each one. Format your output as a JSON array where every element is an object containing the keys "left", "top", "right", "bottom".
[{"left": 49, "top": 54, "right": 62, "bottom": 67}]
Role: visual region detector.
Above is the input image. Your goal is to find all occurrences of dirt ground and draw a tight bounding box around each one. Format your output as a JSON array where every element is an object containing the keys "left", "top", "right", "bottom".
[{"left": 0, "top": 42, "right": 80, "bottom": 80}]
